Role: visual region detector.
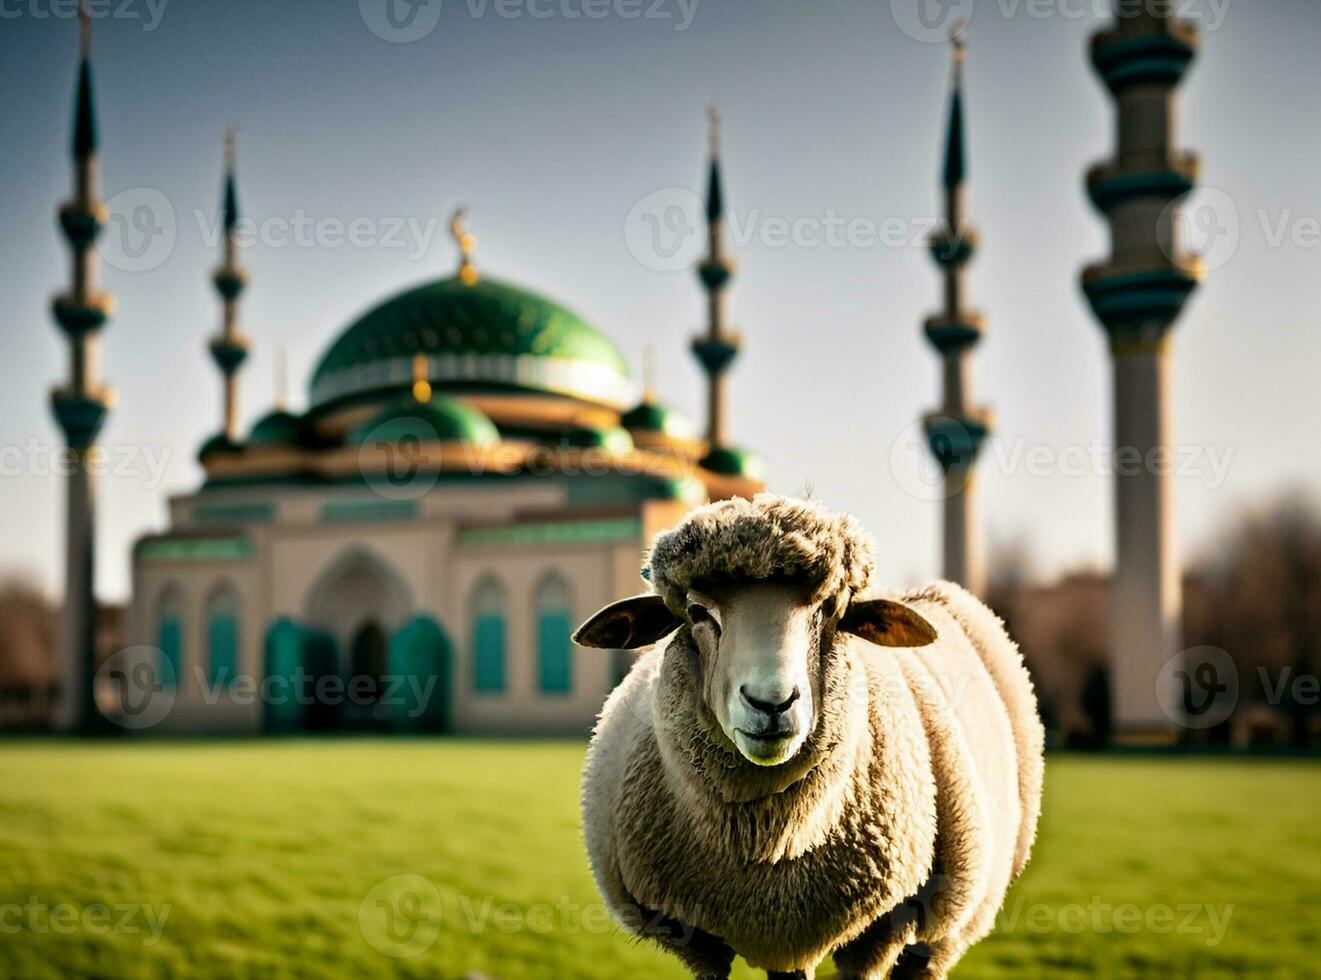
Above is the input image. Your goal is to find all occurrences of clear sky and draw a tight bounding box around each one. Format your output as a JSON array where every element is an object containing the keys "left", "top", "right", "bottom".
[{"left": 2, "top": 0, "right": 1319, "bottom": 602}]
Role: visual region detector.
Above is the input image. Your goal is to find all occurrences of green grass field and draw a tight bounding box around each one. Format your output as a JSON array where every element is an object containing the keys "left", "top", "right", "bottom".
[{"left": 0, "top": 741, "right": 1317, "bottom": 980}]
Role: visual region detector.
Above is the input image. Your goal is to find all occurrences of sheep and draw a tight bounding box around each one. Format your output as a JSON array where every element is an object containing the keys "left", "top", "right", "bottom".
[{"left": 575, "top": 494, "right": 1044, "bottom": 980}]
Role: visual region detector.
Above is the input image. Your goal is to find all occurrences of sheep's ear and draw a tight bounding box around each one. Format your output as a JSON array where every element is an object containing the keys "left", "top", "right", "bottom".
[
  {"left": 573, "top": 594, "right": 682, "bottom": 650},
  {"left": 839, "top": 598, "right": 938, "bottom": 648}
]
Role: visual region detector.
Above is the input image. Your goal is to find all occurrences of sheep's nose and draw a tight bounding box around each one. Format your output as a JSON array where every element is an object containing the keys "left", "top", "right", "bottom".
[{"left": 740, "top": 685, "right": 801, "bottom": 717}]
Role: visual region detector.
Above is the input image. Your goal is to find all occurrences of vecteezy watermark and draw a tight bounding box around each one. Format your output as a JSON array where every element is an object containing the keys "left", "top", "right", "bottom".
[
  {"left": 0, "top": 440, "right": 171, "bottom": 488},
  {"left": 1159, "top": 186, "right": 1239, "bottom": 273},
  {"left": 889, "top": 0, "right": 1231, "bottom": 45},
  {"left": 0, "top": 0, "right": 169, "bottom": 30},
  {"left": 94, "top": 647, "right": 176, "bottom": 730},
  {"left": 358, "top": 877, "right": 697, "bottom": 957},
  {"left": 357, "top": 416, "right": 443, "bottom": 501},
  {"left": 96, "top": 190, "right": 444, "bottom": 274},
  {"left": 94, "top": 649, "right": 441, "bottom": 731},
  {"left": 359, "top": 0, "right": 699, "bottom": 42},
  {"left": 1159, "top": 185, "right": 1321, "bottom": 274},
  {"left": 997, "top": 896, "right": 1234, "bottom": 948},
  {"left": 98, "top": 187, "right": 177, "bottom": 274},
  {"left": 359, "top": 874, "right": 443, "bottom": 958},
  {"left": 0, "top": 898, "right": 171, "bottom": 944},
  {"left": 623, "top": 193, "right": 949, "bottom": 272},
  {"left": 1158, "top": 645, "right": 1321, "bottom": 730},
  {"left": 196, "top": 210, "right": 442, "bottom": 263},
  {"left": 624, "top": 187, "right": 705, "bottom": 273},
  {"left": 1157, "top": 645, "right": 1239, "bottom": 730},
  {"left": 888, "top": 420, "right": 1236, "bottom": 503}
]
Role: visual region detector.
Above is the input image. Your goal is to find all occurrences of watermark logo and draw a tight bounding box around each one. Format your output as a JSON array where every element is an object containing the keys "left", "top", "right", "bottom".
[
  {"left": 1157, "top": 645, "right": 1238, "bottom": 730},
  {"left": 358, "top": 416, "right": 441, "bottom": 501},
  {"left": 890, "top": 0, "right": 1231, "bottom": 41},
  {"left": 624, "top": 187, "right": 704, "bottom": 272},
  {"left": 890, "top": 0, "right": 973, "bottom": 44},
  {"left": 359, "top": 0, "right": 443, "bottom": 41},
  {"left": 889, "top": 419, "right": 955, "bottom": 503},
  {"left": 94, "top": 646, "right": 176, "bottom": 730},
  {"left": 358, "top": 874, "right": 442, "bottom": 957},
  {"left": 98, "top": 187, "right": 176, "bottom": 273},
  {"left": 1161, "top": 186, "right": 1239, "bottom": 273},
  {"left": 0, "top": 0, "right": 169, "bottom": 31},
  {"left": 0, "top": 898, "right": 171, "bottom": 945}
]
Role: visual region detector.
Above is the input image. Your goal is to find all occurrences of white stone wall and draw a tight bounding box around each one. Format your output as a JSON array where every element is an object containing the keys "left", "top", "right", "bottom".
[{"left": 129, "top": 478, "right": 661, "bottom": 736}]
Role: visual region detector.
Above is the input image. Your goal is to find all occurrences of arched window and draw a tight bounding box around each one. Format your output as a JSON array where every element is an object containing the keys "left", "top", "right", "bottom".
[
  {"left": 206, "top": 587, "right": 240, "bottom": 688},
  {"left": 156, "top": 587, "right": 184, "bottom": 690},
  {"left": 535, "top": 575, "right": 573, "bottom": 696},
  {"left": 471, "top": 578, "right": 507, "bottom": 694}
]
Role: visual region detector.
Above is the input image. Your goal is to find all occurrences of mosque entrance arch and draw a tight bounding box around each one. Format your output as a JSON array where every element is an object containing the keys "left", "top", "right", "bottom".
[{"left": 303, "top": 547, "right": 413, "bottom": 731}]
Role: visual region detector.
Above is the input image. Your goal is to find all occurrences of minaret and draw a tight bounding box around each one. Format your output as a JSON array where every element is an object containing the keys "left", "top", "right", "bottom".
[
  {"left": 51, "top": 3, "right": 114, "bottom": 731},
  {"left": 208, "top": 126, "right": 250, "bottom": 443},
  {"left": 691, "top": 104, "right": 741, "bottom": 452},
  {"left": 922, "top": 32, "right": 990, "bottom": 598},
  {"left": 1081, "top": 9, "right": 1201, "bottom": 733}
]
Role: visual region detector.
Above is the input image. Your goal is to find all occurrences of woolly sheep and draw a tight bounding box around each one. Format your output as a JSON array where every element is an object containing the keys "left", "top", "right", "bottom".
[{"left": 575, "top": 494, "right": 1044, "bottom": 979}]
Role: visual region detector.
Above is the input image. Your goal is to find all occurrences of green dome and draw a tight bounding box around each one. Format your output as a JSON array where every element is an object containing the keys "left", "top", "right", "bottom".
[
  {"left": 349, "top": 394, "right": 499, "bottom": 447},
  {"left": 620, "top": 400, "right": 696, "bottom": 440},
  {"left": 564, "top": 425, "right": 634, "bottom": 454},
  {"left": 197, "top": 431, "right": 241, "bottom": 462},
  {"left": 310, "top": 276, "right": 633, "bottom": 409},
  {"left": 701, "top": 446, "right": 767, "bottom": 481},
  {"left": 247, "top": 409, "right": 304, "bottom": 447}
]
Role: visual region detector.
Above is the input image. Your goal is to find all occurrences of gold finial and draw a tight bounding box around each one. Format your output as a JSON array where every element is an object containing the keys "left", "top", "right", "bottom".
[
  {"left": 274, "top": 343, "right": 287, "bottom": 411},
  {"left": 78, "top": 0, "right": 91, "bottom": 59},
  {"left": 950, "top": 22, "right": 967, "bottom": 66},
  {"left": 450, "top": 207, "right": 478, "bottom": 285},
  {"left": 642, "top": 345, "right": 657, "bottom": 404},
  {"left": 412, "top": 352, "right": 431, "bottom": 403},
  {"left": 224, "top": 124, "right": 237, "bottom": 174},
  {"left": 707, "top": 102, "right": 721, "bottom": 159}
]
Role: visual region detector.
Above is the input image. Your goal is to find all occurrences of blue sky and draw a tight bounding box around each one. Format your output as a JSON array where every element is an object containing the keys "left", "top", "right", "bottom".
[{"left": 2, "top": 0, "right": 1319, "bottom": 601}]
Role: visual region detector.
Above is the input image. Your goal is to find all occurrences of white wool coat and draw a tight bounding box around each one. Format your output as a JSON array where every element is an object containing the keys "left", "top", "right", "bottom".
[{"left": 582, "top": 580, "right": 1044, "bottom": 977}]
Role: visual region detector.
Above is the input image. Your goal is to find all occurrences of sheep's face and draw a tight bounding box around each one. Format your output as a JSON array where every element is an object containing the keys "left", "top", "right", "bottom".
[
  {"left": 686, "top": 581, "right": 819, "bottom": 766},
  {"left": 574, "top": 582, "right": 941, "bottom": 768}
]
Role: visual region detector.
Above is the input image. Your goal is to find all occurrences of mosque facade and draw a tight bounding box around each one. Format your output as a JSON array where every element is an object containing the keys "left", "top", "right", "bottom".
[{"left": 113, "top": 111, "right": 760, "bottom": 735}]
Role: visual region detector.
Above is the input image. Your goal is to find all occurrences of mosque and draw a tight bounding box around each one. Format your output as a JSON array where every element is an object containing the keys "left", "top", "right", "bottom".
[
  {"left": 51, "top": 11, "right": 759, "bottom": 734},
  {"left": 125, "top": 141, "right": 761, "bottom": 734},
  {"left": 49, "top": 5, "right": 1201, "bottom": 739}
]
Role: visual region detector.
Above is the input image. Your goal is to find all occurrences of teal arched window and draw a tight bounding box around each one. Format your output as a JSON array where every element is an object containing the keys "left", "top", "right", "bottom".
[
  {"left": 205, "top": 588, "right": 240, "bottom": 688},
  {"left": 156, "top": 588, "right": 183, "bottom": 690},
  {"left": 536, "top": 575, "right": 573, "bottom": 696},
  {"left": 471, "top": 578, "right": 507, "bottom": 694}
]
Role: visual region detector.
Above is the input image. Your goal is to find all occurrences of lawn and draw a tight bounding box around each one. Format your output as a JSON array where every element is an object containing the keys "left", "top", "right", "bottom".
[{"left": 0, "top": 742, "right": 1317, "bottom": 979}]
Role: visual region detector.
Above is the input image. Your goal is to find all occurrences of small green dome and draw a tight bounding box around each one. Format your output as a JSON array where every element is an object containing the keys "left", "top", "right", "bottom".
[
  {"left": 349, "top": 394, "right": 500, "bottom": 446},
  {"left": 197, "top": 431, "right": 241, "bottom": 462},
  {"left": 620, "top": 400, "right": 696, "bottom": 440},
  {"left": 701, "top": 446, "right": 766, "bottom": 481},
  {"left": 564, "top": 425, "right": 634, "bottom": 454},
  {"left": 247, "top": 409, "right": 304, "bottom": 447},
  {"left": 310, "top": 276, "right": 633, "bottom": 409}
]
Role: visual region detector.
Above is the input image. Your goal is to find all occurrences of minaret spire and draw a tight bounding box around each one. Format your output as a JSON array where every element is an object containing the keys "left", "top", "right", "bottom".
[
  {"left": 691, "top": 103, "right": 741, "bottom": 452},
  {"left": 208, "top": 125, "right": 250, "bottom": 444},
  {"left": 1081, "top": 6, "right": 1202, "bottom": 735},
  {"left": 51, "top": 0, "right": 114, "bottom": 731},
  {"left": 921, "top": 27, "right": 990, "bottom": 598}
]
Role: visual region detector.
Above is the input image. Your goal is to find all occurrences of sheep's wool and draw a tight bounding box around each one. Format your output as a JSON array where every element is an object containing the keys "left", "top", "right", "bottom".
[
  {"left": 646, "top": 493, "right": 876, "bottom": 613},
  {"left": 584, "top": 494, "right": 1045, "bottom": 978}
]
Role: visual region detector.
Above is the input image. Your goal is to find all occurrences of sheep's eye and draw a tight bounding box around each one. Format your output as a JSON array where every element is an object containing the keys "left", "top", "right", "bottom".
[{"left": 688, "top": 604, "right": 718, "bottom": 632}]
